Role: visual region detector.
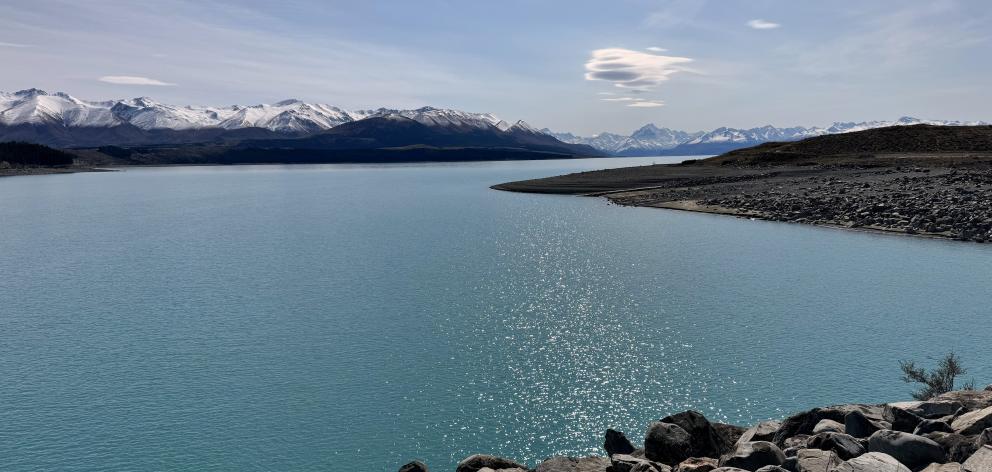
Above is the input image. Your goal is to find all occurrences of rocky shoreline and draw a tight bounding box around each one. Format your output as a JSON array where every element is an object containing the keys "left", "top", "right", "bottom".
[{"left": 399, "top": 389, "right": 992, "bottom": 472}]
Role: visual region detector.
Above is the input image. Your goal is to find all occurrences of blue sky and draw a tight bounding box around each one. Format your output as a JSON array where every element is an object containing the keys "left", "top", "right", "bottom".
[{"left": 1, "top": 0, "right": 989, "bottom": 134}]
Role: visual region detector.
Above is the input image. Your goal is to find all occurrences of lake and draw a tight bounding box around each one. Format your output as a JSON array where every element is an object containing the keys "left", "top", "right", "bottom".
[{"left": 1, "top": 157, "right": 990, "bottom": 471}]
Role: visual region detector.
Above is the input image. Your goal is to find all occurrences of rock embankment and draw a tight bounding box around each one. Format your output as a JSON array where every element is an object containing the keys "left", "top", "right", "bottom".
[{"left": 399, "top": 388, "right": 992, "bottom": 472}]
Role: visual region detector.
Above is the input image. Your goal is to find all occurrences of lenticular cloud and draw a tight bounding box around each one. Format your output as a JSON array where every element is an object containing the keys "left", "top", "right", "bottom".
[{"left": 584, "top": 48, "right": 692, "bottom": 91}]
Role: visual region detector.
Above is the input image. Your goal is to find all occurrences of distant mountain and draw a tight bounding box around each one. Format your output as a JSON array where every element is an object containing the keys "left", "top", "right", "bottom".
[{"left": 550, "top": 117, "right": 990, "bottom": 156}]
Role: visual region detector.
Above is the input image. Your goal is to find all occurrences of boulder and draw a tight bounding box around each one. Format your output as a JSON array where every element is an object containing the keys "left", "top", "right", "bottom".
[
  {"left": 884, "top": 405, "right": 925, "bottom": 433},
  {"left": 832, "top": 452, "right": 911, "bottom": 472},
  {"left": 710, "top": 469, "right": 749, "bottom": 472},
  {"left": 718, "top": 441, "right": 786, "bottom": 470},
  {"left": 675, "top": 457, "right": 717, "bottom": 472},
  {"left": 889, "top": 401, "right": 966, "bottom": 420},
  {"left": 845, "top": 410, "right": 888, "bottom": 439},
  {"left": 456, "top": 454, "right": 528, "bottom": 472},
  {"left": 775, "top": 406, "right": 880, "bottom": 446},
  {"left": 784, "top": 435, "right": 812, "bottom": 449},
  {"left": 399, "top": 461, "right": 429, "bottom": 472},
  {"left": 812, "top": 420, "right": 845, "bottom": 434},
  {"left": 952, "top": 406, "right": 992, "bottom": 435},
  {"left": 915, "top": 420, "right": 955, "bottom": 436},
  {"left": 606, "top": 429, "right": 637, "bottom": 457},
  {"left": 644, "top": 422, "right": 692, "bottom": 465},
  {"left": 608, "top": 454, "right": 669, "bottom": 472},
  {"left": 661, "top": 411, "right": 734, "bottom": 458},
  {"left": 754, "top": 467, "right": 788, "bottom": 472},
  {"left": 925, "top": 432, "right": 980, "bottom": 463},
  {"left": 921, "top": 463, "right": 963, "bottom": 472},
  {"left": 868, "top": 430, "right": 946, "bottom": 470},
  {"left": 536, "top": 456, "right": 612, "bottom": 472},
  {"left": 977, "top": 429, "right": 992, "bottom": 449},
  {"left": 737, "top": 421, "right": 783, "bottom": 446},
  {"left": 806, "top": 432, "right": 866, "bottom": 460},
  {"left": 934, "top": 391, "right": 992, "bottom": 411},
  {"left": 962, "top": 445, "right": 992, "bottom": 472},
  {"left": 795, "top": 448, "right": 841, "bottom": 472},
  {"left": 714, "top": 423, "right": 748, "bottom": 447}
]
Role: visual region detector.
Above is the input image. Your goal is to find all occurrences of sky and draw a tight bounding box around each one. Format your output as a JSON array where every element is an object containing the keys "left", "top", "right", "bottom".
[{"left": 1, "top": 0, "right": 990, "bottom": 135}]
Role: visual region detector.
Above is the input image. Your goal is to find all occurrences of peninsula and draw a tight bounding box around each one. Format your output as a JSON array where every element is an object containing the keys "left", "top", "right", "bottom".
[{"left": 493, "top": 125, "right": 992, "bottom": 243}]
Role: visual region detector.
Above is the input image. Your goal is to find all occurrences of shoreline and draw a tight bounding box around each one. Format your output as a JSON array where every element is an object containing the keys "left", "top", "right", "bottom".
[
  {"left": 0, "top": 167, "right": 117, "bottom": 178},
  {"left": 493, "top": 153, "right": 992, "bottom": 244},
  {"left": 402, "top": 388, "right": 992, "bottom": 472}
]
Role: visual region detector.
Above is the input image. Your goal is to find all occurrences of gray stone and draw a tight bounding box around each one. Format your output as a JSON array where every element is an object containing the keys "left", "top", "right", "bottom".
[
  {"left": 977, "top": 429, "right": 992, "bottom": 449},
  {"left": 775, "top": 406, "right": 881, "bottom": 446},
  {"left": 606, "top": 429, "right": 637, "bottom": 457},
  {"left": 845, "top": 410, "right": 888, "bottom": 439},
  {"left": 962, "top": 445, "right": 992, "bottom": 472},
  {"left": 795, "top": 448, "right": 841, "bottom": 472},
  {"left": 737, "top": 421, "right": 783, "bottom": 446},
  {"left": 662, "top": 411, "right": 734, "bottom": 458},
  {"left": 456, "top": 454, "right": 528, "bottom": 472},
  {"left": 812, "top": 420, "right": 845, "bottom": 434},
  {"left": 536, "top": 456, "right": 611, "bottom": 472},
  {"left": 674, "top": 457, "right": 717, "bottom": 472},
  {"left": 755, "top": 467, "right": 788, "bottom": 472},
  {"left": 925, "top": 432, "right": 980, "bottom": 463},
  {"left": 868, "top": 430, "right": 946, "bottom": 470},
  {"left": 711, "top": 469, "right": 749, "bottom": 472},
  {"left": 921, "top": 463, "right": 963, "bottom": 472},
  {"left": 714, "top": 423, "right": 747, "bottom": 447},
  {"left": 645, "top": 422, "right": 692, "bottom": 465},
  {"left": 832, "top": 452, "right": 911, "bottom": 472},
  {"left": 884, "top": 405, "right": 925, "bottom": 433},
  {"left": 806, "top": 432, "right": 865, "bottom": 460},
  {"left": 719, "top": 441, "right": 786, "bottom": 470},
  {"left": 935, "top": 391, "right": 992, "bottom": 411},
  {"left": 399, "top": 460, "right": 429, "bottom": 472},
  {"left": 952, "top": 406, "right": 992, "bottom": 436},
  {"left": 915, "top": 419, "right": 955, "bottom": 436},
  {"left": 890, "top": 401, "right": 966, "bottom": 420},
  {"left": 608, "top": 454, "right": 669, "bottom": 472}
]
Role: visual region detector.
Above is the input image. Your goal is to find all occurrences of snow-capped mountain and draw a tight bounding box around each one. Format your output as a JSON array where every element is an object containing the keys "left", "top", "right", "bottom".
[
  {"left": 552, "top": 117, "right": 989, "bottom": 156},
  {"left": 0, "top": 89, "right": 511, "bottom": 136}
]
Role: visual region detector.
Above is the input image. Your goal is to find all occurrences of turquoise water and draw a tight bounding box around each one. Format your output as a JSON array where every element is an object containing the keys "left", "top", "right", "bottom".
[{"left": 1, "top": 158, "right": 991, "bottom": 472}]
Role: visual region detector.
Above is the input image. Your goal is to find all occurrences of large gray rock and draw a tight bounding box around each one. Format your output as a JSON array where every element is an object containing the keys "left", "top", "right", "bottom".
[
  {"left": 710, "top": 468, "right": 748, "bottom": 472},
  {"left": 661, "top": 411, "right": 734, "bottom": 458},
  {"left": 977, "top": 429, "right": 992, "bottom": 449},
  {"left": 962, "top": 445, "right": 992, "bottom": 472},
  {"left": 806, "top": 432, "right": 865, "bottom": 460},
  {"left": 719, "top": 441, "right": 786, "bottom": 470},
  {"left": 755, "top": 467, "right": 788, "bottom": 472},
  {"left": 605, "top": 429, "right": 637, "bottom": 457},
  {"left": 952, "top": 406, "right": 992, "bottom": 435},
  {"left": 921, "top": 463, "right": 963, "bottom": 472},
  {"left": 536, "top": 456, "right": 611, "bottom": 472},
  {"left": 813, "top": 420, "right": 846, "bottom": 434},
  {"left": 889, "top": 401, "right": 966, "bottom": 420},
  {"left": 644, "top": 422, "right": 692, "bottom": 465},
  {"left": 399, "top": 461, "right": 429, "bottom": 472},
  {"left": 925, "top": 432, "right": 980, "bottom": 463},
  {"left": 934, "top": 391, "right": 992, "bottom": 411},
  {"left": 608, "top": 454, "right": 669, "bottom": 472},
  {"left": 884, "top": 405, "right": 925, "bottom": 433},
  {"left": 795, "top": 448, "right": 841, "bottom": 472},
  {"left": 915, "top": 419, "right": 955, "bottom": 436},
  {"left": 456, "top": 454, "right": 528, "bottom": 472},
  {"left": 845, "top": 410, "right": 888, "bottom": 439},
  {"left": 775, "top": 406, "right": 881, "bottom": 446},
  {"left": 868, "top": 430, "right": 946, "bottom": 470},
  {"left": 714, "top": 423, "right": 748, "bottom": 447},
  {"left": 737, "top": 421, "right": 783, "bottom": 446},
  {"left": 831, "top": 452, "right": 911, "bottom": 472},
  {"left": 674, "top": 457, "right": 717, "bottom": 472}
]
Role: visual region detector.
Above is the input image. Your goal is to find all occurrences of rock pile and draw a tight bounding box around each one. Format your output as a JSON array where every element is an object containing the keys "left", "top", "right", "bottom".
[{"left": 401, "top": 389, "right": 992, "bottom": 472}]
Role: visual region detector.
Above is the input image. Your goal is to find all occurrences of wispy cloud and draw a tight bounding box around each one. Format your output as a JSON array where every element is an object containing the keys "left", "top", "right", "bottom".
[
  {"left": 646, "top": 46, "right": 667, "bottom": 52},
  {"left": 747, "top": 19, "right": 781, "bottom": 30},
  {"left": 0, "top": 41, "right": 32, "bottom": 48},
  {"left": 627, "top": 100, "right": 665, "bottom": 108},
  {"left": 98, "top": 76, "right": 176, "bottom": 86},
  {"left": 584, "top": 48, "right": 693, "bottom": 92}
]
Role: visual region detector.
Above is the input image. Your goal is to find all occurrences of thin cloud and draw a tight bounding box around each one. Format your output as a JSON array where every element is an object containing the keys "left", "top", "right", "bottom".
[
  {"left": 98, "top": 75, "right": 176, "bottom": 86},
  {"left": 627, "top": 100, "right": 665, "bottom": 108},
  {"left": 0, "top": 41, "right": 33, "bottom": 48},
  {"left": 646, "top": 46, "right": 667, "bottom": 52},
  {"left": 747, "top": 19, "right": 781, "bottom": 30},
  {"left": 600, "top": 97, "right": 638, "bottom": 102},
  {"left": 584, "top": 48, "right": 693, "bottom": 92}
]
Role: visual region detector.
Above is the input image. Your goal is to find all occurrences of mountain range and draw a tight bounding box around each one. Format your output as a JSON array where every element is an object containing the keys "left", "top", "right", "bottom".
[
  {"left": 1, "top": 88, "right": 988, "bottom": 159},
  {"left": 546, "top": 117, "right": 991, "bottom": 156}
]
